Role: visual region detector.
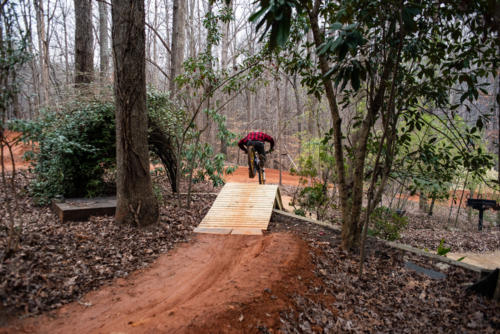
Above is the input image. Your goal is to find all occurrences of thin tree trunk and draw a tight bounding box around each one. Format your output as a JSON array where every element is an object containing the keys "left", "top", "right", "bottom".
[
  {"left": 34, "top": 0, "right": 49, "bottom": 105},
  {"left": 112, "top": 0, "right": 159, "bottom": 226},
  {"left": 495, "top": 72, "right": 500, "bottom": 225},
  {"left": 428, "top": 196, "right": 436, "bottom": 216},
  {"left": 455, "top": 171, "right": 470, "bottom": 227},
  {"left": 99, "top": 0, "right": 109, "bottom": 82},
  {"left": 276, "top": 72, "right": 282, "bottom": 185},
  {"left": 61, "top": 2, "right": 70, "bottom": 84},
  {"left": 219, "top": 0, "right": 231, "bottom": 155},
  {"left": 169, "top": 0, "right": 186, "bottom": 93}
]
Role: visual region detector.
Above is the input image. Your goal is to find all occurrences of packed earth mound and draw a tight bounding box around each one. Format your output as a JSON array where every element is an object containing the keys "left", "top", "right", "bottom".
[{"left": 4, "top": 233, "right": 316, "bottom": 333}]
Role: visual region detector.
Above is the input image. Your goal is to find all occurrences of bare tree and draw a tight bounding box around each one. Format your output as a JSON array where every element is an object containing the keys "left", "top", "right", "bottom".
[
  {"left": 112, "top": 0, "right": 159, "bottom": 226},
  {"left": 169, "top": 0, "right": 185, "bottom": 93},
  {"left": 34, "top": 0, "right": 50, "bottom": 104},
  {"left": 98, "top": 0, "right": 110, "bottom": 82},
  {"left": 74, "top": 0, "right": 93, "bottom": 84}
]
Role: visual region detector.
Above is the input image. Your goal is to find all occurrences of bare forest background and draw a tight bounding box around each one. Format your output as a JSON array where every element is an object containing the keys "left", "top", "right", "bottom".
[
  {"left": 1, "top": 0, "right": 500, "bottom": 249},
  {"left": 3, "top": 0, "right": 320, "bottom": 170},
  {"left": 3, "top": 0, "right": 499, "bottom": 171}
]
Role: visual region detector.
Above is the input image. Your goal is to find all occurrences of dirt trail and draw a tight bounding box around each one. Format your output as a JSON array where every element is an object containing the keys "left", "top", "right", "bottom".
[
  {"left": 448, "top": 250, "right": 500, "bottom": 270},
  {"left": 5, "top": 233, "right": 308, "bottom": 334},
  {"left": 1, "top": 131, "right": 32, "bottom": 171},
  {"left": 224, "top": 166, "right": 302, "bottom": 186}
]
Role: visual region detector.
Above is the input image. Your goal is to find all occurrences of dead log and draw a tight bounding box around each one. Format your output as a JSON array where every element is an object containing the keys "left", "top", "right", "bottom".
[{"left": 148, "top": 118, "right": 177, "bottom": 193}]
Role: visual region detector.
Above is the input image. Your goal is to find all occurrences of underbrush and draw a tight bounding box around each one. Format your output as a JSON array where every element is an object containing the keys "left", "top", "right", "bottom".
[
  {"left": 10, "top": 102, "right": 116, "bottom": 204},
  {"left": 0, "top": 172, "right": 215, "bottom": 316},
  {"left": 368, "top": 206, "right": 408, "bottom": 241}
]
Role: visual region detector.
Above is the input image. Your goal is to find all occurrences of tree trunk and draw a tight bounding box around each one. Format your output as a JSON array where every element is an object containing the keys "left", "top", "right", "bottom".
[
  {"left": 219, "top": 0, "right": 231, "bottom": 155},
  {"left": 98, "top": 0, "right": 110, "bottom": 82},
  {"left": 293, "top": 75, "right": 303, "bottom": 156},
  {"left": 61, "top": 2, "right": 70, "bottom": 84},
  {"left": 419, "top": 192, "right": 428, "bottom": 213},
  {"left": 74, "top": 0, "right": 93, "bottom": 85},
  {"left": 112, "top": 0, "right": 159, "bottom": 226},
  {"left": 428, "top": 196, "right": 436, "bottom": 216},
  {"left": 34, "top": 0, "right": 49, "bottom": 105},
  {"left": 169, "top": 0, "right": 186, "bottom": 93},
  {"left": 307, "top": 5, "right": 399, "bottom": 250},
  {"left": 203, "top": 1, "right": 213, "bottom": 144},
  {"left": 495, "top": 72, "right": 500, "bottom": 226}
]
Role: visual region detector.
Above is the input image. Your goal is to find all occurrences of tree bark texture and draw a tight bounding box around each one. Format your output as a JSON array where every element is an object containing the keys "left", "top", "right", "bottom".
[
  {"left": 74, "top": 0, "right": 93, "bottom": 84},
  {"left": 112, "top": 0, "right": 159, "bottom": 226},
  {"left": 98, "top": 0, "right": 110, "bottom": 82},
  {"left": 34, "top": 0, "right": 50, "bottom": 104},
  {"left": 307, "top": 6, "right": 351, "bottom": 249},
  {"left": 307, "top": 2, "right": 398, "bottom": 250},
  {"left": 169, "top": 0, "right": 186, "bottom": 93}
]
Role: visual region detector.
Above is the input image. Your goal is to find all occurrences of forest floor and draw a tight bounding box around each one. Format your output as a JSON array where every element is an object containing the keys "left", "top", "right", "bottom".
[
  {"left": 0, "top": 171, "right": 499, "bottom": 333},
  {"left": 0, "top": 139, "right": 499, "bottom": 332}
]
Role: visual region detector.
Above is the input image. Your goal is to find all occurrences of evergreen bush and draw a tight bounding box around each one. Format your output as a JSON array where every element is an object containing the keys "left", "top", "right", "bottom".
[
  {"left": 368, "top": 206, "right": 408, "bottom": 241},
  {"left": 11, "top": 101, "right": 116, "bottom": 204}
]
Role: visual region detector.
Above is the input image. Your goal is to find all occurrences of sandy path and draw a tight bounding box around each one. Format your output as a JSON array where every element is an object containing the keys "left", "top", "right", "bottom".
[
  {"left": 448, "top": 250, "right": 500, "bottom": 270},
  {"left": 224, "top": 166, "right": 302, "bottom": 186},
  {"left": 4, "top": 233, "right": 306, "bottom": 334}
]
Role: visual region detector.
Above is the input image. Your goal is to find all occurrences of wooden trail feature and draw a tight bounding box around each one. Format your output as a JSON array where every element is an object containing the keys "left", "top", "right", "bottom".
[
  {"left": 194, "top": 182, "right": 283, "bottom": 235},
  {"left": 52, "top": 197, "right": 116, "bottom": 222}
]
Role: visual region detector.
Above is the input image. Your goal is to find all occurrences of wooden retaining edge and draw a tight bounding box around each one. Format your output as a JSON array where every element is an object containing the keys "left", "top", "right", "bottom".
[{"left": 272, "top": 209, "right": 485, "bottom": 274}]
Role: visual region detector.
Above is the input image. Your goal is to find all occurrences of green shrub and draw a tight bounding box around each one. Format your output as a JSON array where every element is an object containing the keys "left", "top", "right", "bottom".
[
  {"left": 369, "top": 206, "right": 408, "bottom": 241},
  {"left": 11, "top": 101, "right": 116, "bottom": 204},
  {"left": 437, "top": 238, "right": 451, "bottom": 256},
  {"left": 294, "top": 208, "right": 306, "bottom": 217},
  {"left": 291, "top": 182, "right": 331, "bottom": 220}
]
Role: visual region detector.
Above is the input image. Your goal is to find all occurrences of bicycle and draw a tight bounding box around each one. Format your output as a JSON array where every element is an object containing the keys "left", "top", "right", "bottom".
[{"left": 247, "top": 145, "right": 270, "bottom": 184}]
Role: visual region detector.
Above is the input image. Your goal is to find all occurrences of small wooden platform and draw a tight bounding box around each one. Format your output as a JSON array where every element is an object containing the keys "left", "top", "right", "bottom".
[
  {"left": 194, "top": 183, "right": 283, "bottom": 235},
  {"left": 52, "top": 197, "right": 116, "bottom": 222}
]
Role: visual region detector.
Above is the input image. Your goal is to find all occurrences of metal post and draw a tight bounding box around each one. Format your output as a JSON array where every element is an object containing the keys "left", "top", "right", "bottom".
[{"left": 478, "top": 208, "right": 484, "bottom": 231}]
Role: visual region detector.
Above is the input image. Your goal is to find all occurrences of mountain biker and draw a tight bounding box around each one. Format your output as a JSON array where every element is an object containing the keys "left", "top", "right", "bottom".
[{"left": 238, "top": 131, "right": 275, "bottom": 167}]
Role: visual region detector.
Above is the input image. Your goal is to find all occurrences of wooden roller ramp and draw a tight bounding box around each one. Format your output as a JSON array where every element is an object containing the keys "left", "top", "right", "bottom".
[{"left": 194, "top": 182, "right": 283, "bottom": 235}]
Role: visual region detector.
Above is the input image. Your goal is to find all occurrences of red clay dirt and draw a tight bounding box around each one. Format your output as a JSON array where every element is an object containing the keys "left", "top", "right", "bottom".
[
  {"left": 224, "top": 166, "right": 302, "bottom": 186},
  {"left": 1, "top": 131, "right": 32, "bottom": 172},
  {"left": 3, "top": 232, "right": 320, "bottom": 334}
]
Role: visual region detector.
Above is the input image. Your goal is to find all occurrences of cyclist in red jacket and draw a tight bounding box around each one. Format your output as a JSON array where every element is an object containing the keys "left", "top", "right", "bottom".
[{"left": 238, "top": 131, "right": 275, "bottom": 164}]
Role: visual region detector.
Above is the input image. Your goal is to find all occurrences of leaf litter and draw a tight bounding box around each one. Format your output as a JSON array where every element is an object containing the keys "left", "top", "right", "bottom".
[
  {"left": 0, "top": 172, "right": 499, "bottom": 333},
  {"left": 0, "top": 172, "right": 215, "bottom": 317}
]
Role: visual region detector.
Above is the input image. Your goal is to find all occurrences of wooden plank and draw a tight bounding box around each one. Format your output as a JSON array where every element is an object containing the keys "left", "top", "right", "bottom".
[
  {"left": 193, "top": 227, "right": 232, "bottom": 234},
  {"left": 195, "top": 182, "right": 283, "bottom": 235},
  {"left": 231, "top": 228, "right": 263, "bottom": 235},
  {"left": 271, "top": 209, "right": 484, "bottom": 273},
  {"left": 52, "top": 197, "right": 116, "bottom": 222}
]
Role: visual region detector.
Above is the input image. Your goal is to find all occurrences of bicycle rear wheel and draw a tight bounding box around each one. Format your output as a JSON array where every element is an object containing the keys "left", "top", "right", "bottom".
[
  {"left": 258, "top": 168, "right": 265, "bottom": 184},
  {"left": 247, "top": 146, "right": 256, "bottom": 178}
]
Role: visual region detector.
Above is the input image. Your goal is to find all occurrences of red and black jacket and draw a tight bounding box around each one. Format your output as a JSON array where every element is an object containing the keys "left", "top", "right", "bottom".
[{"left": 238, "top": 132, "right": 275, "bottom": 153}]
